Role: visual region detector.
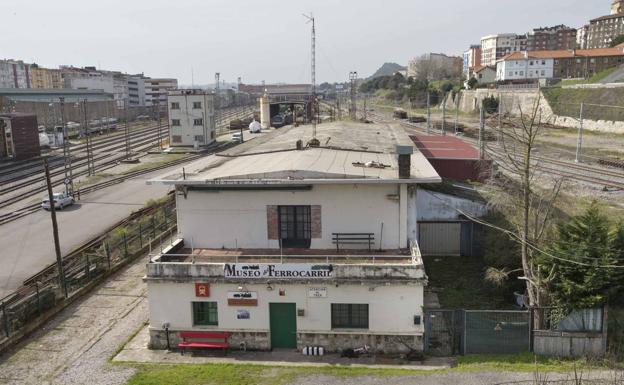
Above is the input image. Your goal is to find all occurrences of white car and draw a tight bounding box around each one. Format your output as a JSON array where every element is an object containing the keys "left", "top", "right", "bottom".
[{"left": 42, "top": 192, "right": 74, "bottom": 210}]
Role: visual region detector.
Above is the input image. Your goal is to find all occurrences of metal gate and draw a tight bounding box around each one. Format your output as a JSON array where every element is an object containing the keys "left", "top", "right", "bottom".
[
  {"left": 424, "top": 310, "right": 464, "bottom": 356},
  {"left": 464, "top": 310, "right": 530, "bottom": 355},
  {"left": 419, "top": 223, "right": 461, "bottom": 256}
]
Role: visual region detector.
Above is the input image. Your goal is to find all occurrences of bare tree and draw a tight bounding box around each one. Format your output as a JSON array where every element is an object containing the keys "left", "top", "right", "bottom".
[{"left": 485, "top": 95, "right": 564, "bottom": 310}]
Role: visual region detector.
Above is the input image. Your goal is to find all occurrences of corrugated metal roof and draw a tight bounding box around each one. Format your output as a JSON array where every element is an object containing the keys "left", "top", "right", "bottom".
[{"left": 411, "top": 135, "right": 480, "bottom": 160}]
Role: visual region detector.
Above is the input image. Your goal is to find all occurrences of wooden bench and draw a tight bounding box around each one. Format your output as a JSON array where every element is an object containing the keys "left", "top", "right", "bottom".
[
  {"left": 178, "top": 331, "right": 230, "bottom": 355},
  {"left": 332, "top": 233, "right": 375, "bottom": 251}
]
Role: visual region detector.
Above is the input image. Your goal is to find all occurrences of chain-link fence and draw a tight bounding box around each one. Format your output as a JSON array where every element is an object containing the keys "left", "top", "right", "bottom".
[{"left": 0, "top": 196, "right": 176, "bottom": 350}]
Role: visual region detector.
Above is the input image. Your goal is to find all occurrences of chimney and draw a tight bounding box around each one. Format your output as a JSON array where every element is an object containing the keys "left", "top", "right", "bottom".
[{"left": 396, "top": 145, "right": 413, "bottom": 179}]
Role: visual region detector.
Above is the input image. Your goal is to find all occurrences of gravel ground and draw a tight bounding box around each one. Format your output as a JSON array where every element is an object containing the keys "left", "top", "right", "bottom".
[{"left": 0, "top": 255, "right": 149, "bottom": 385}]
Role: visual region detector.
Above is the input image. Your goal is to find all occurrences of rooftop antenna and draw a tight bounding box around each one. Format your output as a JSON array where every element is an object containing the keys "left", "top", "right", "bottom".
[{"left": 303, "top": 12, "right": 319, "bottom": 146}]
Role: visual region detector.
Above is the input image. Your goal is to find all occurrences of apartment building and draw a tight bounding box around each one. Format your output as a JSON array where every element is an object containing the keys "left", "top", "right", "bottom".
[
  {"left": 463, "top": 45, "right": 482, "bottom": 77},
  {"left": 0, "top": 60, "right": 31, "bottom": 89},
  {"left": 145, "top": 78, "right": 178, "bottom": 107},
  {"left": 30, "top": 65, "right": 63, "bottom": 89},
  {"left": 585, "top": 13, "right": 624, "bottom": 49},
  {"left": 407, "top": 53, "right": 463, "bottom": 80},
  {"left": 496, "top": 44, "right": 624, "bottom": 81},
  {"left": 480, "top": 34, "right": 527, "bottom": 66},
  {"left": 527, "top": 25, "right": 577, "bottom": 51},
  {"left": 128, "top": 75, "right": 146, "bottom": 107},
  {"left": 168, "top": 89, "right": 215, "bottom": 147}
]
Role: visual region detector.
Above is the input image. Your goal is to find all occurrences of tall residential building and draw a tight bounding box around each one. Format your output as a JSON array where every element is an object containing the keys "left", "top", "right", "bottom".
[
  {"left": 527, "top": 25, "right": 577, "bottom": 51},
  {"left": 480, "top": 34, "right": 527, "bottom": 66},
  {"left": 463, "top": 45, "right": 482, "bottom": 77},
  {"left": 128, "top": 75, "right": 146, "bottom": 107},
  {"left": 407, "top": 53, "right": 463, "bottom": 80},
  {"left": 168, "top": 89, "right": 215, "bottom": 147},
  {"left": 586, "top": 13, "right": 624, "bottom": 48},
  {"left": 30, "top": 65, "right": 63, "bottom": 89},
  {"left": 145, "top": 78, "right": 178, "bottom": 107},
  {"left": 0, "top": 60, "right": 31, "bottom": 89},
  {"left": 577, "top": 25, "right": 589, "bottom": 49}
]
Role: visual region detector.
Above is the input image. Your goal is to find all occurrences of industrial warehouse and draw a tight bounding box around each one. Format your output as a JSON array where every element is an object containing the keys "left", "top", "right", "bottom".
[{"left": 145, "top": 121, "right": 445, "bottom": 353}]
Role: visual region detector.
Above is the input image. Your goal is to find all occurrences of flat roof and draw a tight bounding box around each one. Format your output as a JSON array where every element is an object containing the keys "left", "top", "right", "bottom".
[
  {"left": 411, "top": 135, "right": 480, "bottom": 160},
  {"left": 149, "top": 122, "right": 441, "bottom": 185}
]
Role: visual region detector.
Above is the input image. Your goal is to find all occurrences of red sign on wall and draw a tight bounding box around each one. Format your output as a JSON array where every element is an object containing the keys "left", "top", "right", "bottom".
[{"left": 195, "top": 283, "right": 210, "bottom": 297}]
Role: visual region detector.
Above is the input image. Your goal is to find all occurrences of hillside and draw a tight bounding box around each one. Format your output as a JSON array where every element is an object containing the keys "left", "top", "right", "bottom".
[{"left": 369, "top": 62, "right": 406, "bottom": 79}]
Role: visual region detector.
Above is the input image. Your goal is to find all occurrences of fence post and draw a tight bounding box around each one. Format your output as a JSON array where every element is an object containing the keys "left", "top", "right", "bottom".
[
  {"left": 36, "top": 282, "right": 41, "bottom": 316},
  {"left": 151, "top": 216, "right": 156, "bottom": 240},
  {"left": 2, "top": 302, "right": 8, "bottom": 337},
  {"left": 139, "top": 223, "right": 143, "bottom": 249},
  {"left": 86, "top": 254, "right": 91, "bottom": 280},
  {"left": 529, "top": 308, "right": 534, "bottom": 353},
  {"left": 105, "top": 241, "right": 111, "bottom": 270},
  {"left": 575, "top": 102, "right": 584, "bottom": 163},
  {"left": 123, "top": 233, "right": 128, "bottom": 258}
]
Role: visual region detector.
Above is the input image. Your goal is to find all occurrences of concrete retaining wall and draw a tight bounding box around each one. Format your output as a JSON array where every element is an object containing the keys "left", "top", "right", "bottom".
[{"left": 446, "top": 89, "right": 624, "bottom": 134}]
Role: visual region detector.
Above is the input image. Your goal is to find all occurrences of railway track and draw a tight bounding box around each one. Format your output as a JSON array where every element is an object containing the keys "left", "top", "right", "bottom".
[{"left": 367, "top": 110, "right": 624, "bottom": 190}]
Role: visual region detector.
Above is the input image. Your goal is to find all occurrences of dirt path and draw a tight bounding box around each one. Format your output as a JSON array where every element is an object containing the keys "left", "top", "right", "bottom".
[{"left": 0, "top": 255, "right": 149, "bottom": 385}]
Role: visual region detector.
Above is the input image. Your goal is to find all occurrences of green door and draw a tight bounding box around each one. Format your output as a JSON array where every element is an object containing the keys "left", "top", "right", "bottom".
[{"left": 269, "top": 303, "right": 297, "bottom": 349}]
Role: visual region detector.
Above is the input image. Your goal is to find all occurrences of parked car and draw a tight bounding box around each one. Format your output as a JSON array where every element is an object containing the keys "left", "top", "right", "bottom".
[
  {"left": 42, "top": 192, "right": 74, "bottom": 210},
  {"left": 231, "top": 132, "right": 242, "bottom": 143},
  {"left": 271, "top": 115, "right": 285, "bottom": 128}
]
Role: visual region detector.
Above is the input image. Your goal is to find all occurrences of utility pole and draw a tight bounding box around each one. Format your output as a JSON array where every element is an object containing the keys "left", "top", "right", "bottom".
[
  {"left": 156, "top": 98, "right": 162, "bottom": 149},
  {"left": 44, "top": 159, "right": 67, "bottom": 298},
  {"left": 124, "top": 99, "right": 130, "bottom": 158},
  {"left": 442, "top": 93, "right": 446, "bottom": 135},
  {"left": 426, "top": 92, "right": 431, "bottom": 134},
  {"left": 60, "top": 97, "right": 73, "bottom": 197},
  {"left": 575, "top": 102, "right": 584, "bottom": 163},
  {"left": 349, "top": 71, "right": 358, "bottom": 120},
  {"left": 303, "top": 13, "right": 318, "bottom": 140},
  {"left": 454, "top": 94, "right": 459, "bottom": 135},
  {"left": 82, "top": 99, "right": 93, "bottom": 176},
  {"left": 215, "top": 72, "right": 221, "bottom": 132},
  {"left": 498, "top": 94, "right": 503, "bottom": 142},
  {"left": 479, "top": 105, "right": 485, "bottom": 159},
  {"left": 363, "top": 94, "right": 367, "bottom": 121}
]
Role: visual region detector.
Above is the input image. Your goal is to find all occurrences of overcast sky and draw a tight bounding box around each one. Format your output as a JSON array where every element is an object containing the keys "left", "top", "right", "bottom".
[{"left": 0, "top": 0, "right": 605, "bottom": 85}]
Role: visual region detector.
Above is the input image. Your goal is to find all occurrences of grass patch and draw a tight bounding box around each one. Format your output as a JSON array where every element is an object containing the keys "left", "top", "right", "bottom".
[
  {"left": 121, "top": 363, "right": 432, "bottom": 385},
  {"left": 455, "top": 352, "right": 597, "bottom": 372},
  {"left": 74, "top": 172, "right": 114, "bottom": 189},
  {"left": 542, "top": 87, "right": 624, "bottom": 121},
  {"left": 423, "top": 255, "right": 520, "bottom": 309},
  {"left": 558, "top": 67, "right": 618, "bottom": 87}
]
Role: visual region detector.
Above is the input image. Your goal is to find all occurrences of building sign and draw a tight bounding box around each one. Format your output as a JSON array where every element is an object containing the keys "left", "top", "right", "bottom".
[
  {"left": 195, "top": 283, "right": 210, "bottom": 297},
  {"left": 223, "top": 264, "right": 333, "bottom": 279},
  {"left": 308, "top": 287, "right": 327, "bottom": 298},
  {"left": 227, "top": 291, "right": 258, "bottom": 306},
  {"left": 237, "top": 309, "right": 250, "bottom": 319}
]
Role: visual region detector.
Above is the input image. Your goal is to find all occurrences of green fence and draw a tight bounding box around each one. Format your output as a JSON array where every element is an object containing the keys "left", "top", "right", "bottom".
[
  {"left": 464, "top": 310, "right": 530, "bottom": 355},
  {"left": 0, "top": 197, "right": 176, "bottom": 346}
]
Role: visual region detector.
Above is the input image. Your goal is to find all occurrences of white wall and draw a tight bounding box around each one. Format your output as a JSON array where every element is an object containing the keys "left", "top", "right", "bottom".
[
  {"left": 497, "top": 58, "right": 554, "bottom": 81},
  {"left": 169, "top": 93, "right": 215, "bottom": 146},
  {"left": 148, "top": 281, "right": 424, "bottom": 334},
  {"left": 416, "top": 189, "right": 487, "bottom": 221},
  {"left": 177, "top": 184, "right": 404, "bottom": 250}
]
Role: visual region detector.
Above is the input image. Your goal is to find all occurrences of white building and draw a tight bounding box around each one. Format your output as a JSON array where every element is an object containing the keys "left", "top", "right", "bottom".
[
  {"left": 62, "top": 67, "right": 128, "bottom": 108},
  {"left": 495, "top": 52, "right": 554, "bottom": 82},
  {"left": 168, "top": 89, "right": 216, "bottom": 147},
  {"left": 128, "top": 75, "right": 146, "bottom": 107},
  {"left": 0, "top": 60, "right": 31, "bottom": 89},
  {"left": 480, "top": 34, "right": 527, "bottom": 67},
  {"left": 470, "top": 66, "right": 497, "bottom": 85},
  {"left": 144, "top": 121, "right": 442, "bottom": 353}
]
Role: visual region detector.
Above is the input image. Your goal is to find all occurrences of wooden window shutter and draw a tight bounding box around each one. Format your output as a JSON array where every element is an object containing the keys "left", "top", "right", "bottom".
[
  {"left": 311, "top": 205, "right": 321, "bottom": 239},
  {"left": 266, "top": 205, "right": 278, "bottom": 240}
]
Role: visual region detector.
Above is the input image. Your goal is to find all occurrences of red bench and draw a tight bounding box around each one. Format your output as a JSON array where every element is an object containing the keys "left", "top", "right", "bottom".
[{"left": 178, "top": 331, "right": 230, "bottom": 355}]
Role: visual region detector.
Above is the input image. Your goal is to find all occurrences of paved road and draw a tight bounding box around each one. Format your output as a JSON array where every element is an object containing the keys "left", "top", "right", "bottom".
[{"left": 0, "top": 169, "right": 172, "bottom": 298}]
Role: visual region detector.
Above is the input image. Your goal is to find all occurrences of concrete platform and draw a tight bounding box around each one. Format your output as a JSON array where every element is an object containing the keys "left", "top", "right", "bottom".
[{"left": 113, "top": 325, "right": 454, "bottom": 371}]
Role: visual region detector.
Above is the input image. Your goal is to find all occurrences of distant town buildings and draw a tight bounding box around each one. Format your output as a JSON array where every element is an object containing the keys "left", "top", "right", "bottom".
[
  {"left": 480, "top": 34, "right": 527, "bottom": 67},
  {"left": 0, "top": 60, "right": 31, "bottom": 89},
  {"left": 575, "top": 0, "right": 624, "bottom": 49},
  {"left": 496, "top": 44, "right": 624, "bottom": 82},
  {"left": 30, "top": 65, "right": 63, "bottom": 89},
  {"left": 168, "top": 89, "right": 215, "bottom": 147},
  {"left": 462, "top": 45, "right": 482, "bottom": 77},
  {"left": 407, "top": 53, "right": 463, "bottom": 80},
  {"left": 527, "top": 25, "right": 577, "bottom": 51},
  {"left": 145, "top": 78, "right": 178, "bottom": 107}
]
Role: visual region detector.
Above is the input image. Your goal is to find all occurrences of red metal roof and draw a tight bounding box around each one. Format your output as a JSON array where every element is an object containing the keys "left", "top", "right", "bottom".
[{"left": 411, "top": 135, "right": 480, "bottom": 160}]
